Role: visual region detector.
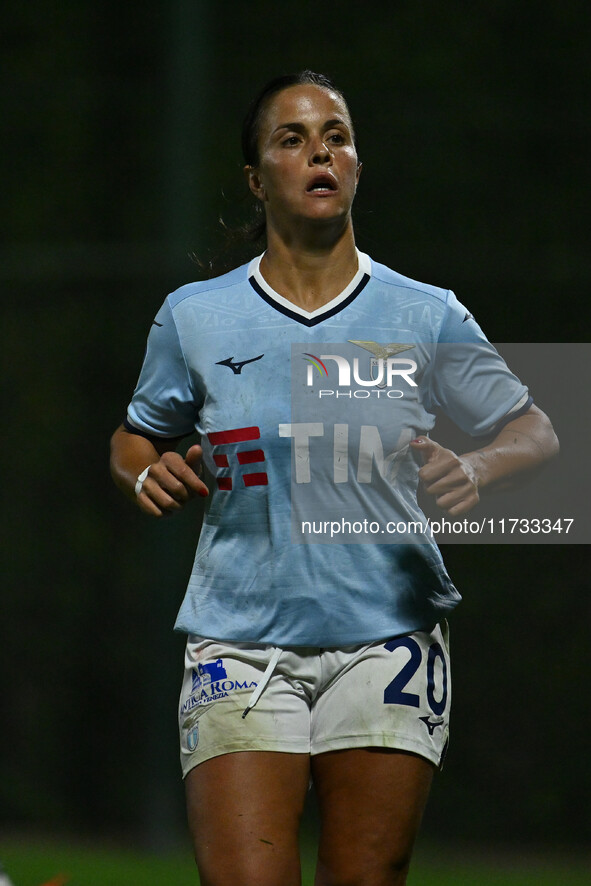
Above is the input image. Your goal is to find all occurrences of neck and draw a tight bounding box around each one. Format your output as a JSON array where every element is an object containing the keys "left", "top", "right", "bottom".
[{"left": 260, "top": 223, "right": 359, "bottom": 312}]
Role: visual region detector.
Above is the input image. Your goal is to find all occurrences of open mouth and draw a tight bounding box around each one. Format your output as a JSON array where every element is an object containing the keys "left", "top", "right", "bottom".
[{"left": 306, "top": 175, "right": 337, "bottom": 192}]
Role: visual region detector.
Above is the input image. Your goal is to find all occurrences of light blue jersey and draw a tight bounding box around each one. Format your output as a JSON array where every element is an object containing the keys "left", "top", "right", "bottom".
[{"left": 126, "top": 252, "right": 529, "bottom": 646}]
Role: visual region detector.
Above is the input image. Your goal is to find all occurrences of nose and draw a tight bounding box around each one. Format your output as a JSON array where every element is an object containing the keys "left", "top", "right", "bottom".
[{"left": 309, "top": 137, "right": 332, "bottom": 166}]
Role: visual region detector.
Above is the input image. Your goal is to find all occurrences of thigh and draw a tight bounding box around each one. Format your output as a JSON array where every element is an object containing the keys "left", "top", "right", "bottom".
[
  {"left": 311, "top": 748, "right": 434, "bottom": 886},
  {"left": 186, "top": 750, "right": 310, "bottom": 886}
]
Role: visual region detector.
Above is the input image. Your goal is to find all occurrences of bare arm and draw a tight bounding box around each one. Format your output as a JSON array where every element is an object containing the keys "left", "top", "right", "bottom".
[
  {"left": 110, "top": 424, "right": 209, "bottom": 517},
  {"left": 410, "top": 404, "right": 559, "bottom": 516}
]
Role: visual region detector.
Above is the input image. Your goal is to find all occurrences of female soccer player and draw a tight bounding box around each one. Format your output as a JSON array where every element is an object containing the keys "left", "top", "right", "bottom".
[{"left": 110, "top": 72, "right": 558, "bottom": 886}]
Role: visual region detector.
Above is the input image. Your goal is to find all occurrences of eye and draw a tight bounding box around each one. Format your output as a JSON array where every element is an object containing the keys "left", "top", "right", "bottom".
[
  {"left": 281, "top": 135, "right": 301, "bottom": 147},
  {"left": 327, "top": 131, "right": 347, "bottom": 145}
]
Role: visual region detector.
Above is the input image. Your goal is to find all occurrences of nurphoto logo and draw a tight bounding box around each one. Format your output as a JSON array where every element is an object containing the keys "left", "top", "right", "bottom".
[{"left": 303, "top": 342, "right": 417, "bottom": 398}]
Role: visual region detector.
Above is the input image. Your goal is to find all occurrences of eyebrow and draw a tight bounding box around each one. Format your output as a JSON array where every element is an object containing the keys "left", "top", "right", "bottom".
[{"left": 272, "top": 118, "right": 349, "bottom": 135}]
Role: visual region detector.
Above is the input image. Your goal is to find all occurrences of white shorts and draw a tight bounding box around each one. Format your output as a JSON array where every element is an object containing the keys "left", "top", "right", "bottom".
[{"left": 178, "top": 623, "right": 450, "bottom": 778}]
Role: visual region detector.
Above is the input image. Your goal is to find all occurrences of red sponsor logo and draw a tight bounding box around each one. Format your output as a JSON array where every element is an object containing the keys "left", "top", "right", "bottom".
[{"left": 207, "top": 426, "right": 268, "bottom": 490}]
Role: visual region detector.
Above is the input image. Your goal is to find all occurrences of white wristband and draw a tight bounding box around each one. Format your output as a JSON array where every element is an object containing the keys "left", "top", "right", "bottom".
[{"left": 135, "top": 465, "right": 151, "bottom": 497}]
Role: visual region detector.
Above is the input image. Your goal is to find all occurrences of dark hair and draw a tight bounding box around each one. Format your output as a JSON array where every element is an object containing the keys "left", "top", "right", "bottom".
[{"left": 197, "top": 71, "right": 354, "bottom": 276}]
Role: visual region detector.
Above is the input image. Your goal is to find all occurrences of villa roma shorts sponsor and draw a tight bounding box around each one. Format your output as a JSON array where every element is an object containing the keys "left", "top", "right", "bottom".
[{"left": 178, "top": 623, "right": 450, "bottom": 777}]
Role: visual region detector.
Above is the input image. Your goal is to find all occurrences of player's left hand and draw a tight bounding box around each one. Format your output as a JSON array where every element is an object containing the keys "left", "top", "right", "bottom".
[{"left": 410, "top": 437, "right": 480, "bottom": 516}]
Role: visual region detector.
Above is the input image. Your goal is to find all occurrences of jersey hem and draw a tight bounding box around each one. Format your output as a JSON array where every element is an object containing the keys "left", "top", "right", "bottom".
[{"left": 173, "top": 621, "right": 442, "bottom": 649}]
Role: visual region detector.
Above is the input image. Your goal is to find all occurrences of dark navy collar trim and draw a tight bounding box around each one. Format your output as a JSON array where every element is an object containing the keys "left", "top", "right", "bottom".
[{"left": 249, "top": 272, "right": 370, "bottom": 327}]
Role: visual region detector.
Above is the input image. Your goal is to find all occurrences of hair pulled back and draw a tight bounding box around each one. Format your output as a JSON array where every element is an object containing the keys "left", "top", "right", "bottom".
[
  {"left": 199, "top": 71, "right": 353, "bottom": 276},
  {"left": 237, "top": 70, "right": 353, "bottom": 245}
]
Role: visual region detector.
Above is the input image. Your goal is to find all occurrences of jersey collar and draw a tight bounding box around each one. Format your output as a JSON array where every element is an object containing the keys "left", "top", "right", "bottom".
[{"left": 248, "top": 249, "right": 371, "bottom": 327}]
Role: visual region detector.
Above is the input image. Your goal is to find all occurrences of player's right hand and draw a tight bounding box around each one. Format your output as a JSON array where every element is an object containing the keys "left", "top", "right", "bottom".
[{"left": 136, "top": 444, "right": 209, "bottom": 517}]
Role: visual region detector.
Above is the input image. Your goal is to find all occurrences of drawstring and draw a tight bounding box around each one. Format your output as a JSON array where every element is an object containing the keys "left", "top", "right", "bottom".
[{"left": 242, "top": 647, "right": 282, "bottom": 718}]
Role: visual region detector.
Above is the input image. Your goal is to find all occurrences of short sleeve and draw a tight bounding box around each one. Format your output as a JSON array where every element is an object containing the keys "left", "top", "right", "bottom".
[
  {"left": 125, "top": 298, "right": 199, "bottom": 438},
  {"left": 429, "top": 290, "right": 529, "bottom": 437}
]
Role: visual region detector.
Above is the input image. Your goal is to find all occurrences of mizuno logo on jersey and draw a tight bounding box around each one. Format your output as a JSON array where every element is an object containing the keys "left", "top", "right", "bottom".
[{"left": 216, "top": 354, "right": 264, "bottom": 374}]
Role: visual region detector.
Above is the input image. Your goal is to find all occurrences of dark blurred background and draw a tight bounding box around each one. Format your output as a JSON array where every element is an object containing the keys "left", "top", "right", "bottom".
[{"left": 2, "top": 0, "right": 590, "bottom": 853}]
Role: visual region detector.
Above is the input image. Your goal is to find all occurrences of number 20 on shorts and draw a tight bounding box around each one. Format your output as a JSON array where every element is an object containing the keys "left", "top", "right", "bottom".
[{"left": 383, "top": 637, "right": 448, "bottom": 716}]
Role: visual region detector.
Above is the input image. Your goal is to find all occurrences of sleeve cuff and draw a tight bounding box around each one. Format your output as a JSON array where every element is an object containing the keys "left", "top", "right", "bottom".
[
  {"left": 123, "top": 415, "right": 187, "bottom": 441},
  {"left": 474, "top": 394, "right": 534, "bottom": 440}
]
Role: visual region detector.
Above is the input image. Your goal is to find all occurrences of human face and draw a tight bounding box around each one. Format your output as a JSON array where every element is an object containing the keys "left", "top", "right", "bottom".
[{"left": 245, "top": 84, "right": 361, "bottom": 235}]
